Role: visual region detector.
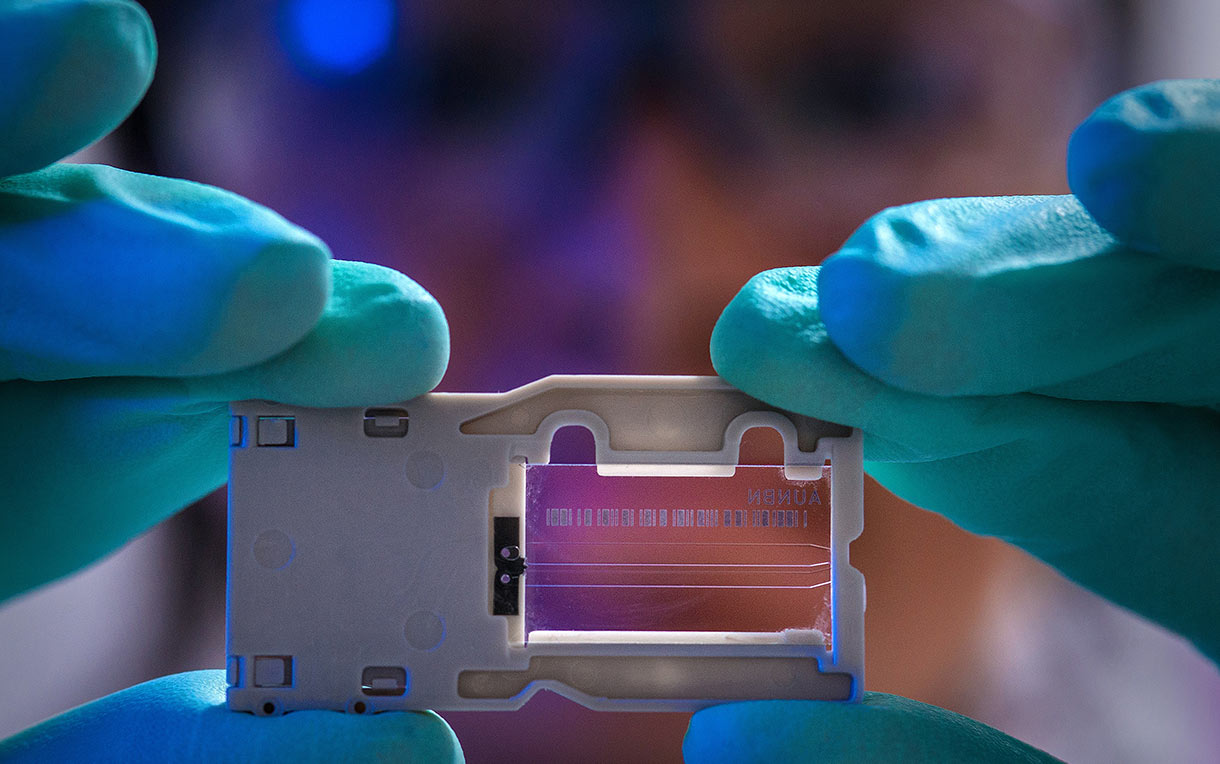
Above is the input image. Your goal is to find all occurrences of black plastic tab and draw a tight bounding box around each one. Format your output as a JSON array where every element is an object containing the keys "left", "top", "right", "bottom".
[{"left": 492, "top": 517, "right": 527, "bottom": 615}]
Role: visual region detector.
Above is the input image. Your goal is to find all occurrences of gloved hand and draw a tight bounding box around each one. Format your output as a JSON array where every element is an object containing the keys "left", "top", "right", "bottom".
[
  {"left": 689, "top": 78, "right": 1220, "bottom": 762},
  {"left": 0, "top": 1, "right": 457, "bottom": 761}
]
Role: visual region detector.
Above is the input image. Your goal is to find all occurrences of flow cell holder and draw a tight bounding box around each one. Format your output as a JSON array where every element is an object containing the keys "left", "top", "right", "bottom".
[{"left": 226, "top": 376, "right": 863, "bottom": 714}]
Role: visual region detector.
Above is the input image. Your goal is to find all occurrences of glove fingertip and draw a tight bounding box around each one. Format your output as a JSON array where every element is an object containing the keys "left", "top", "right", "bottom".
[
  {"left": 1067, "top": 79, "right": 1220, "bottom": 265},
  {"left": 320, "top": 259, "right": 450, "bottom": 401},
  {"left": 193, "top": 260, "right": 451, "bottom": 407},
  {"left": 710, "top": 267, "right": 819, "bottom": 396},
  {"left": 0, "top": 0, "right": 157, "bottom": 176},
  {"left": 187, "top": 232, "right": 333, "bottom": 374},
  {"left": 817, "top": 253, "right": 906, "bottom": 383}
]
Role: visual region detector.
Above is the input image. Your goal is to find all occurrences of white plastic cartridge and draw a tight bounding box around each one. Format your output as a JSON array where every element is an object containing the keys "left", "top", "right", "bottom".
[{"left": 226, "top": 375, "right": 863, "bottom": 714}]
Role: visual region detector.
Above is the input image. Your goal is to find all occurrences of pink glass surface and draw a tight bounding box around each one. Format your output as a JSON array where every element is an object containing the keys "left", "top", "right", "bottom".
[{"left": 523, "top": 463, "right": 832, "bottom": 637}]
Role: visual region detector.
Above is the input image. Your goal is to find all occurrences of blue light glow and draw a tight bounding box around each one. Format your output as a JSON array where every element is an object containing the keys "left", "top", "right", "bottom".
[{"left": 283, "top": 0, "right": 395, "bottom": 77}]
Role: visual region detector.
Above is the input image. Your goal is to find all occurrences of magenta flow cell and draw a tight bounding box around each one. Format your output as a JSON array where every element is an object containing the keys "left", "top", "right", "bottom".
[{"left": 523, "top": 463, "right": 832, "bottom": 639}]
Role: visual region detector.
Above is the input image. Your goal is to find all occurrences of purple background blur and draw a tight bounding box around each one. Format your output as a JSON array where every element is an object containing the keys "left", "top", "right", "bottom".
[{"left": 4, "top": 1, "right": 1220, "bottom": 762}]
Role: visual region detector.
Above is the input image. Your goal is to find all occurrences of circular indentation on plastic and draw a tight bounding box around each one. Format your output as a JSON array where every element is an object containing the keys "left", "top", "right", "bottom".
[
  {"left": 405, "top": 451, "right": 444, "bottom": 490},
  {"left": 769, "top": 662, "right": 799, "bottom": 689},
  {"left": 258, "top": 698, "right": 283, "bottom": 716},
  {"left": 567, "top": 661, "right": 599, "bottom": 692},
  {"left": 404, "top": 611, "right": 446, "bottom": 650},
  {"left": 253, "top": 530, "right": 295, "bottom": 569},
  {"left": 346, "top": 698, "right": 369, "bottom": 714}
]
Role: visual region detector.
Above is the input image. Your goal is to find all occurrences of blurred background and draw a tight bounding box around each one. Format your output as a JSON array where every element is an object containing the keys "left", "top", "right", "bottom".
[{"left": 3, "top": 0, "right": 1220, "bottom": 761}]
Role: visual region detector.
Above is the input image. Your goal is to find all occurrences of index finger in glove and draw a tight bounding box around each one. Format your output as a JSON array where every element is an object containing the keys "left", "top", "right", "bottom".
[
  {"left": 815, "top": 195, "right": 1220, "bottom": 403},
  {"left": 0, "top": 0, "right": 155, "bottom": 177},
  {"left": 0, "top": 259, "right": 449, "bottom": 600},
  {"left": 1069, "top": 79, "right": 1220, "bottom": 266},
  {"left": 0, "top": 163, "right": 331, "bottom": 381}
]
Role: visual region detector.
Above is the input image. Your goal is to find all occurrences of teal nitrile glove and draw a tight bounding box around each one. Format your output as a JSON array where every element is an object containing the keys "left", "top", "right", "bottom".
[
  {"left": 690, "top": 79, "right": 1220, "bottom": 763},
  {"left": 0, "top": 2, "right": 458, "bottom": 761}
]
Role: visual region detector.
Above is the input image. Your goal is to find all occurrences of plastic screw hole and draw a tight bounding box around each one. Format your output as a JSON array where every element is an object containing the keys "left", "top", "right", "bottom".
[
  {"left": 353, "top": 701, "right": 367, "bottom": 714},
  {"left": 262, "top": 702, "right": 276, "bottom": 715}
]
